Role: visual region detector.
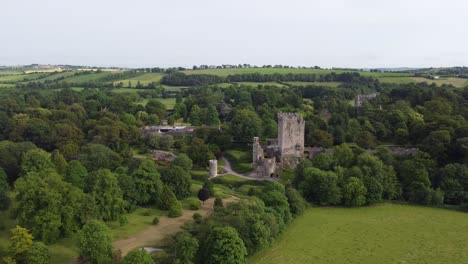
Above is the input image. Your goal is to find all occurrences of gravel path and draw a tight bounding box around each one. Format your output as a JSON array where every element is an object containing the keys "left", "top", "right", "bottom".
[
  {"left": 113, "top": 196, "right": 239, "bottom": 256},
  {"left": 214, "top": 158, "right": 272, "bottom": 181}
]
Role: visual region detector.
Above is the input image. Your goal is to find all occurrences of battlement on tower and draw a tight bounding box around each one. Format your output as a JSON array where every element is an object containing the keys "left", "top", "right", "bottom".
[{"left": 277, "top": 112, "right": 305, "bottom": 119}]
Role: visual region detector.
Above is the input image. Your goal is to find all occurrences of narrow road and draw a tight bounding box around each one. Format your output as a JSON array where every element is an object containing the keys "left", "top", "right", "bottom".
[{"left": 214, "top": 158, "right": 272, "bottom": 181}]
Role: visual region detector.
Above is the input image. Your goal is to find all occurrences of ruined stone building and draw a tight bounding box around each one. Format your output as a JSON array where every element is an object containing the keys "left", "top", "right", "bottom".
[
  {"left": 354, "top": 93, "right": 380, "bottom": 108},
  {"left": 252, "top": 113, "right": 305, "bottom": 178}
]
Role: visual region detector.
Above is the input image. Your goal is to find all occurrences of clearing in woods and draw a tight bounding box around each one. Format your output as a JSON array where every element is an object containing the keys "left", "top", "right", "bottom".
[
  {"left": 250, "top": 203, "right": 468, "bottom": 264},
  {"left": 113, "top": 196, "right": 239, "bottom": 256}
]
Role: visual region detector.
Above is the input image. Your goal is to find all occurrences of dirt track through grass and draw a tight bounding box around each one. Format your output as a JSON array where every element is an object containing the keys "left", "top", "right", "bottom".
[{"left": 113, "top": 196, "right": 239, "bottom": 256}]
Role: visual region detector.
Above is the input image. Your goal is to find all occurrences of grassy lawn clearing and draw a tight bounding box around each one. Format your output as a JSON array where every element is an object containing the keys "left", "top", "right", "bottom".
[{"left": 251, "top": 203, "right": 468, "bottom": 264}]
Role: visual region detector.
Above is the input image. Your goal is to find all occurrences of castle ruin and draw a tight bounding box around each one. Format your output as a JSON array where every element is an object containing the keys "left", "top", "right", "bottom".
[
  {"left": 354, "top": 93, "right": 380, "bottom": 108},
  {"left": 252, "top": 113, "right": 305, "bottom": 178}
]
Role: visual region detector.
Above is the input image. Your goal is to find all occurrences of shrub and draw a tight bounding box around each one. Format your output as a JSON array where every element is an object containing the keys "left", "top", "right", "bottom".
[
  {"left": 286, "top": 187, "right": 308, "bottom": 216},
  {"left": 248, "top": 187, "right": 258, "bottom": 196},
  {"left": 343, "top": 177, "right": 367, "bottom": 207},
  {"left": 214, "top": 197, "right": 223, "bottom": 208},
  {"left": 172, "top": 154, "right": 193, "bottom": 171},
  {"left": 152, "top": 217, "right": 160, "bottom": 225},
  {"left": 168, "top": 202, "right": 183, "bottom": 218},
  {"left": 141, "top": 210, "right": 152, "bottom": 216},
  {"left": 118, "top": 215, "right": 128, "bottom": 226},
  {"left": 122, "top": 249, "right": 153, "bottom": 264},
  {"left": 197, "top": 188, "right": 211, "bottom": 203},
  {"left": 192, "top": 213, "right": 202, "bottom": 224},
  {"left": 160, "top": 185, "right": 178, "bottom": 210},
  {"left": 188, "top": 198, "right": 202, "bottom": 210},
  {"left": 0, "top": 192, "right": 11, "bottom": 211},
  {"left": 203, "top": 180, "right": 215, "bottom": 196}
]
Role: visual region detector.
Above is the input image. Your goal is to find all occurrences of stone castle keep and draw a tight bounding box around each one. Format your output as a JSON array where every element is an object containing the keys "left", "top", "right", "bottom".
[{"left": 253, "top": 113, "right": 305, "bottom": 178}]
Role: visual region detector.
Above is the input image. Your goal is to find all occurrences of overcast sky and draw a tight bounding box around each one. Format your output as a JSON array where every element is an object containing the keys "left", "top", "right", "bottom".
[{"left": 1, "top": 0, "right": 467, "bottom": 68}]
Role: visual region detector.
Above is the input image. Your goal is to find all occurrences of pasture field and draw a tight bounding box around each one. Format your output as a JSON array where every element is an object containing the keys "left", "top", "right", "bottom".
[
  {"left": 37, "top": 71, "right": 76, "bottom": 81},
  {"left": 53, "top": 87, "right": 86, "bottom": 92},
  {"left": 285, "top": 81, "right": 342, "bottom": 87},
  {"left": 61, "top": 71, "right": 118, "bottom": 84},
  {"left": 135, "top": 98, "right": 176, "bottom": 109},
  {"left": 113, "top": 72, "right": 165, "bottom": 87},
  {"left": 0, "top": 72, "right": 48, "bottom": 83},
  {"left": 24, "top": 68, "right": 64, "bottom": 74},
  {"left": 377, "top": 76, "right": 468, "bottom": 87},
  {"left": 411, "top": 77, "right": 468, "bottom": 87},
  {"left": 111, "top": 88, "right": 148, "bottom": 93},
  {"left": 182, "top": 68, "right": 412, "bottom": 77},
  {"left": 0, "top": 83, "right": 16, "bottom": 88},
  {"left": 251, "top": 203, "right": 468, "bottom": 264},
  {"left": 235, "top": 82, "right": 287, "bottom": 87},
  {"left": 0, "top": 71, "right": 22, "bottom": 76}
]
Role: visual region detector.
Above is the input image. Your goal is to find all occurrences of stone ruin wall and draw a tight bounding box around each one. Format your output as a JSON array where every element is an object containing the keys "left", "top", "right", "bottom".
[
  {"left": 255, "top": 158, "right": 276, "bottom": 178},
  {"left": 252, "top": 137, "right": 264, "bottom": 164}
]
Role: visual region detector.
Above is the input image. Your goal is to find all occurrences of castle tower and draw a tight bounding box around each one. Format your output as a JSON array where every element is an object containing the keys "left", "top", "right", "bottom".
[
  {"left": 252, "top": 137, "right": 264, "bottom": 164},
  {"left": 277, "top": 113, "right": 305, "bottom": 166},
  {"left": 208, "top": 159, "right": 217, "bottom": 178}
]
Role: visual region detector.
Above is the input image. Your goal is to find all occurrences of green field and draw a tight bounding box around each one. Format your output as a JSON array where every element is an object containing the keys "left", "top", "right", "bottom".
[
  {"left": 235, "top": 82, "right": 287, "bottom": 87},
  {"left": 182, "top": 68, "right": 412, "bottom": 77},
  {"left": 37, "top": 71, "right": 77, "bottom": 81},
  {"left": 0, "top": 72, "right": 48, "bottom": 83},
  {"left": 135, "top": 98, "right": 176, "bottom": 109},
  {"left": 111, "top": 88, "right": 148, "bottom": 93},
  {"left": 113, "top": 72, "right": 165, "bottom": 87},
  {"left": 285, "top": 81, "right": 342, "bottom": 87},
  {"left": 251, "top": 203, "right": 468, "bottom": 264},
  {"left": 61, "top": 71, "right": 118, "bottom": 84},
  {"left": 0, "top": 83, "right": 16, "bottom": 88},
  {"left": 225, "top": 149, "right": 254, "bottom": 173},
  {"left": 377, "top": 76, "right": 468, "bottom": 87}
]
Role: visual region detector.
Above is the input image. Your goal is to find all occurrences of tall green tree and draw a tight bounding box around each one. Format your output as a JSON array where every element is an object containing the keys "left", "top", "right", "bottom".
[
  {"left": 51, "top": 150, "right": 67, "bottom": 175},
  {"left": 122, "top": 250, "right": 153, "bottom": 264},
  {"left": 64, "top": 160, "right": 88, "bottom": 189},
  {"left": 300, "top": 167, "right": 342, "bottom": 205},
  {"left": 27, "top": 242, "right": 49, "bottom": 264},
  {"left": 21, "top": 148, "right": 54, "bottom": 174},
  {"left": 205, "top": 105, "right": 220, "bottom": 126},
  {"left": 15, "top": 170, "right": 85, "bottom": 243},
  {"left": 343, "top": 177, "right": 367, "bottom": 207},
  {"left": 172, "top": 153, "right": 193, "bottom": 171},
  {"left": 230, "top": 109, "right": 262, "bottom": 142},
  {"left": 161, "top": 165, "right": 191, "bottom": 199},
  {"left": 202, "top": 227, "right": 248, "bottom": 264},
  {"left": 159, "top": 185, "right": 178, "bottom": 210},
  {"left": 79, "top": 144, "right": 122, "bottom": 172},
  {"left": 91, "top": 169, "right": 126, "bottom": 221},
  {"left": 8, "top": 225, "right": 33, "bottom": 264},
  {"left": 77, "top": 220, "right": 112, "bottom": 264},
  {"left": 132, "top": 160, "right": 163, "bottom": 205},
  {"left": 189, "top": 105, "right": 202, "bottom": 126},
  {"left": 174, "top": 231, "right": 199, "bottom": 264}
]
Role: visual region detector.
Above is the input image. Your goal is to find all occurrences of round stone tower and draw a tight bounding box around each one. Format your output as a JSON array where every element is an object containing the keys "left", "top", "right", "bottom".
[{"left": 209, "top": 159, "right": 218, "bottom": 178}]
